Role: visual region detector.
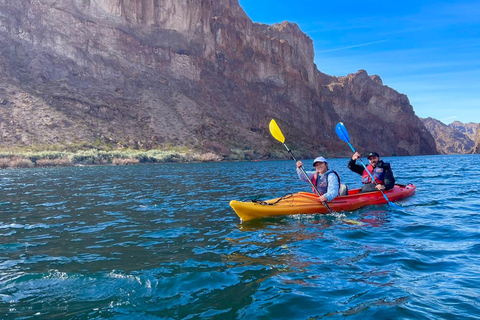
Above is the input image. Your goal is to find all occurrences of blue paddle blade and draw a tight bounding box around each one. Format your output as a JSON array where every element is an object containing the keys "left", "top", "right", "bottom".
[
  {"left": 336, "top": 121, "right": 401, "bottom": 210},
  {"left": 388, "top": 201, "right": 402, "bottom": 209},
  {"left": 335, "top": 122, "right": 350, "bottom": 143}
]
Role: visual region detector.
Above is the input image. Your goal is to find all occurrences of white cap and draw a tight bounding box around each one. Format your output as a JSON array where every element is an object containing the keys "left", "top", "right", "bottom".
[{"left": 313, "top": 156, "right": 327, "bottom": 166}]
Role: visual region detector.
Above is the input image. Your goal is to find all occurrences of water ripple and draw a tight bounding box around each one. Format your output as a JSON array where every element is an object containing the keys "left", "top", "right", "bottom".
[{"left": 0, "top": 156, "right": 480, "bottom": 318}]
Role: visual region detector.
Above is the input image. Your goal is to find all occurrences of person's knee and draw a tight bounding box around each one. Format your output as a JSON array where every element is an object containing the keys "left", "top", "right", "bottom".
[{"left": 360, "top": 184, "right": 377, "bottom": 193}]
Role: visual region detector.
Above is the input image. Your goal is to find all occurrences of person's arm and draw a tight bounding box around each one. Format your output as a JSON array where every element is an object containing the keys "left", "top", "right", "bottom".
[
  {"left": 323, "top": 173, "right": 340, "bottom": 201},
  {"left": 296, "top": 168, "right": 314, "bottom": 183},
  {"left": 383, "top": 163, "right": 395, "bottom": 190},
  {"left": 348, "top": 158, "right": 364, "bottom": 175}
]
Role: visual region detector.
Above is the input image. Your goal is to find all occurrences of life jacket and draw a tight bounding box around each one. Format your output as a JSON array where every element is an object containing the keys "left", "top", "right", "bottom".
[
  {"left": 312, "top": 170, "right": 341, "bottom": 195},
  {"left": 362, "top": 164, "right": 385, "bottom": 185}
]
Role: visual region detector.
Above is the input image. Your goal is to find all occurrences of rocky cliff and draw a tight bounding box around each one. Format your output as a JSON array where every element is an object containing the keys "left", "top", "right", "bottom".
[
  {"left": 421, "top": 118, "right": 476, "bottom": 154},
  {"left": 473, "top": 123, "right": 480, "bottom": 154},
  {"left": 0, "top": 0, "right": 437, "bottom": 158},
  {"left": 449, "top": 121, "right": 478, "bottom": 141}
]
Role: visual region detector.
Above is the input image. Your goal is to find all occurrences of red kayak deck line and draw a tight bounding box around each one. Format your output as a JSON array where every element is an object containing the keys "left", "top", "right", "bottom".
[{"left": 230, "top": 184, "right": 416, "bottom": 222}]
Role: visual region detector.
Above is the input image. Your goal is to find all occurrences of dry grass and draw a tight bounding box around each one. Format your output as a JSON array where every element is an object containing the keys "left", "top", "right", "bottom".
[
  {"left": 112, "top": 158, "right": 140, "bottom": 165},
  {"left": 36, "top": 158, "right": 74, "bottom": 167},
  {"left": 199, "top": 152, "right": 223, "bottom": 162},
  {"left": 8, "top": 157, "right": 35, "bottom": 168},
  {"left": 0, "top": 158, "right": 11, "bottom": 169},
  {"left": 0, "top": 147, "right": 254, "bottom": 170}
]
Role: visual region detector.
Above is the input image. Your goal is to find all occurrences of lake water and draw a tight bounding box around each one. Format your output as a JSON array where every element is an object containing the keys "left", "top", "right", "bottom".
[{"left": 1, "top": 154, "right": 480, "bottom": 319}]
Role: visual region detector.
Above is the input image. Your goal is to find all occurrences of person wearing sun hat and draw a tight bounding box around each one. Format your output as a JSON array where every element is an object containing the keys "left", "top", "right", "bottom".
[
  {"left": 348, "top": 151, "right": 395, "bottom": 193},
  {"left": 295, "top": 156, "right": 345, "bottom": 202}
]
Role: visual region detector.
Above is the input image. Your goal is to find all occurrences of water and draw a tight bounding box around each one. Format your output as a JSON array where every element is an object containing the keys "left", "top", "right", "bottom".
[{"left": 1, "top": 154, "right": 480, "bottom": 319}]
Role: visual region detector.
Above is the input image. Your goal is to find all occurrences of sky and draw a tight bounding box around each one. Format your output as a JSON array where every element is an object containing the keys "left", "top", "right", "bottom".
[{"left": 238, "top": 0, "right": 480, "bottom": 124}]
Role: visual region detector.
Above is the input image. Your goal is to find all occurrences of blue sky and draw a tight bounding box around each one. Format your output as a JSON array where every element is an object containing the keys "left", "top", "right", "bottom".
[{"left": 238, "top": 0, "right": 480, "bottom": 124}]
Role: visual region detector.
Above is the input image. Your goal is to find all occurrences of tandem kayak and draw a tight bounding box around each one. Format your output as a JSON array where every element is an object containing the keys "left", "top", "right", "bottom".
[{"left": 230, "top": 184, "right": 416, "bottom": 222}]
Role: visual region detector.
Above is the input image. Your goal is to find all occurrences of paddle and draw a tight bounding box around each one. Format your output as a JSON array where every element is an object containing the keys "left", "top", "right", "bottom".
[
  {"left": 335, "top": 122, "right": 399, "bottom": 208},
  {"left": 269, "top": 119, "right": 334, "bottom": 214}
]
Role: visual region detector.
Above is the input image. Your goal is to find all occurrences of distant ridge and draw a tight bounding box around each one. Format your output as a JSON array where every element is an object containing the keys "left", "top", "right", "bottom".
[{"left": 421, "top": 118, "right": 478, "bottom": 154}]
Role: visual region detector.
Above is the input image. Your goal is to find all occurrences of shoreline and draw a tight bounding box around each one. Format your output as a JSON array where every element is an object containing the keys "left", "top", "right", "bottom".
[{"left": 0, "top": 147, "right": 275, "bottom": 169}]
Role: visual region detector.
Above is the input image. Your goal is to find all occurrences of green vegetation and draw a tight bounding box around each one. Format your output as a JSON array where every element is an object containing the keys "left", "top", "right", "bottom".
[
  {"left": 0, "top": 143, "right": 299, "bottom": 169},
  {"left": 0, "top": 148, "right": 225, "bottom": 169}
]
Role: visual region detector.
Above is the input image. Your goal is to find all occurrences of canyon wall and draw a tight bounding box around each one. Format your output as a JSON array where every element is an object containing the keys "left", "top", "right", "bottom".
[{"left": 0, "top": 0, "right": 437, "bottom": 158}]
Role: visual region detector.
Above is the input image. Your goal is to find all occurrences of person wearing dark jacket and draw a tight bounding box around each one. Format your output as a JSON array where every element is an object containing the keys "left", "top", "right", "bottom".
[{"left": 348, "top": 151, "right": 395, "bottom": 193}]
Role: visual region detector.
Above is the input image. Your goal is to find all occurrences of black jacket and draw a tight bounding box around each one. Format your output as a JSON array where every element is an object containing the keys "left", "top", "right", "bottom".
[{"left": 348, "top": 159, "right": 395, "bottom": 190}]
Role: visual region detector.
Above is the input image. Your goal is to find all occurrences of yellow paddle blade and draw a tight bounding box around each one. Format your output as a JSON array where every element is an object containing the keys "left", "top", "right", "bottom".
[
  {"left": 269, "top": 119, "right": 285, "bottom": 143},
  {"left": 344, "top": 219, "right": 364, "bottom": 225}
]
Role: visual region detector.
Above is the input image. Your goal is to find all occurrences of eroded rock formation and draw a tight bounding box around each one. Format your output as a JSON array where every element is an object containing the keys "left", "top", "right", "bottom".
[
  {"left": 449, "top": 121, "right": 478, "bottom": 141},
  {"left": 473, "top": 123, "right": 480, "bottom": 154},
  {"left": 421, "top": 118, "right": 476, "bottom": 154},
  {"left": 0, "top": 0, "right": 437, "bottom": 158}
]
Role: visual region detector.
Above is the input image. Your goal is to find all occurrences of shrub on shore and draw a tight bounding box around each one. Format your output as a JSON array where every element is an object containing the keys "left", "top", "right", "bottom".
[
  {"left": 112, "top": 158, "right": 140, "bottom": 165},
  {"left": 0, "top": 144, "right": 287, "bottom": 169},
  {"left": 0, "top": 157, "right": 35, "bottom": 169},
  {"left": 35, "top": 158, "right": 74, "bottom": 167},
  {"left": 0, "top": 148, "right": 230, "bottom": 169}
]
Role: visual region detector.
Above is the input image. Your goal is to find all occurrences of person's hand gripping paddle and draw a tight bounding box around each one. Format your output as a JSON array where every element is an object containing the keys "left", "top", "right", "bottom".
[
  {"left": 335, "top": 122, "right": 400, "bottom": 208},
  {"left": 269, "top": 119, "right": 334, "bottom": 214}
]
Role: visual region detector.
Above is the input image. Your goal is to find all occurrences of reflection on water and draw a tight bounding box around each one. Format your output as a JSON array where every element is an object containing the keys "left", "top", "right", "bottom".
[{"left": 1, "top": 155, "right": 480, "bottom": 319}]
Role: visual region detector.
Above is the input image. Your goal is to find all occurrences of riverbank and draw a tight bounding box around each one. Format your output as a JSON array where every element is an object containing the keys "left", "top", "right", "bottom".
[{"left": 0, "top": 147, "right": 261, "bottom": 169}]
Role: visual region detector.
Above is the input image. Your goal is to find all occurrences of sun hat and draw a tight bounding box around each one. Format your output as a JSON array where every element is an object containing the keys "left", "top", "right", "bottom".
[
  {"left": 367, "top": 152, "right": 380, "bottom": 159},
  {"left": 313, "top": 156, "right": 327, "bottom": 166}
]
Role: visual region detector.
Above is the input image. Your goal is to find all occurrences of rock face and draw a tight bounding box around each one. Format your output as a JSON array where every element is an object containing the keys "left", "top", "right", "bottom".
[
  {"left": 421, "top": 118, "right": 476, "bottom": 154},
  {"left": 449, "top": 121, "right": 478, "bottom": 141},
  {"left": 473, "top": 123, "right": 480, "bottom": 154},
  {"left": 0, "top": 0, "right": 437, "bottom": 157}
]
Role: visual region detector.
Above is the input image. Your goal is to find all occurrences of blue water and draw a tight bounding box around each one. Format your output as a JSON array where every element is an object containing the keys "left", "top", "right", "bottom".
[{"left": 1, "top": 154, "right": 480, "bottom": 319}]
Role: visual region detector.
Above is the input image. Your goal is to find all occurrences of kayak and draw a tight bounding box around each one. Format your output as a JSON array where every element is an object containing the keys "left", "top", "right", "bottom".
[{"left": 230, "top": 184, "right": 416, "bottom": 222}]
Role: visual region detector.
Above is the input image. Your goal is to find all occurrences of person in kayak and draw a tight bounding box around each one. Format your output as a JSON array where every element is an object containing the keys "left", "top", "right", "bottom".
[
  {"left": 296, "top": 156, "right": 345, "bottom": 202},
  {"left": 348, "top": 151, "right": 395, "bottom": 193}
]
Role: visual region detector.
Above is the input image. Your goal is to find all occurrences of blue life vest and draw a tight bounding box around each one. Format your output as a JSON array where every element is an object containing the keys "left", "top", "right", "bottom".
[{"left": 312, "top": 170, "right": 341, "bottom": 194}]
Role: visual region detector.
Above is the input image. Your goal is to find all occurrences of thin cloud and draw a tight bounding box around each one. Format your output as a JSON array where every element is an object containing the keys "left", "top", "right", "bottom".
[
  {"left": 441, "top": 116, "right": 458, "bottom": 124},
  {"left": 317, "top": 40, "right": 388, "bottom": 53}
]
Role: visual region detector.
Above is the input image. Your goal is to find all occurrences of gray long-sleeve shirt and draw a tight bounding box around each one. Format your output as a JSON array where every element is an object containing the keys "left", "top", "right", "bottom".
[{"left": 296, "top": 168, "right": 339, "bottom": 201}]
